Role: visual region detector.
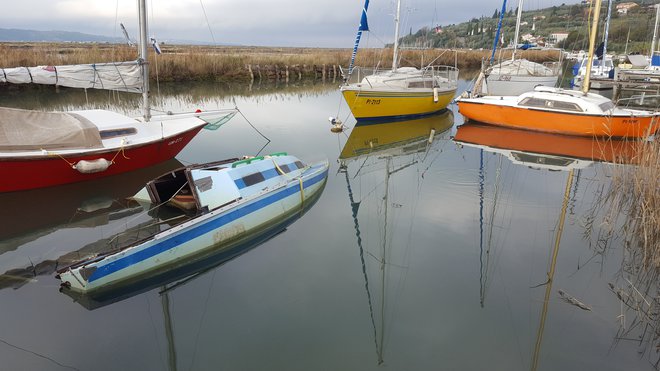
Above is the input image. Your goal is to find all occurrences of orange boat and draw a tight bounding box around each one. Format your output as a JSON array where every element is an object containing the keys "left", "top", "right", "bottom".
[
  {"left": 456, "top": 0, "right": 660, "bottom": 139},
  {"left": 453, "top": 122, "right": 642, "bottom": 167},
  {"left": 457, "top": 86, "right": 660, "bottom": 138}
]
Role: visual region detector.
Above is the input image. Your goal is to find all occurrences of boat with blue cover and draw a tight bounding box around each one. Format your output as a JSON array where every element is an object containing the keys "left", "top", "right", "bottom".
[{"left": 57, "top": 153, "right": 328, "bottom": 294}]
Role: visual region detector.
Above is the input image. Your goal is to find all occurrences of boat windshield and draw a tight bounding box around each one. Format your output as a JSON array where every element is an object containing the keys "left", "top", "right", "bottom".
[{"left": 519, "top": 97, "right": 583, "bottom": 112}]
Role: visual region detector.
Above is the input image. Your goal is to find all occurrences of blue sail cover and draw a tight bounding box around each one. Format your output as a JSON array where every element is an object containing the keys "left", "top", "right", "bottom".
[{"left": 348, "top": 0, "right": 370, "bottom": 76}]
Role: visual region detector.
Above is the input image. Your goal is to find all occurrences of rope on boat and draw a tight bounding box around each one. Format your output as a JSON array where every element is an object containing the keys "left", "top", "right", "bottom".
[
  {"left": 42, "top": 139, "right": 130, "bottom": 173},
  {"left": 110, "top": 139, "right": 131, "bottom": 162},
  {"left": 42, "top": 149, "right": 76, "bottom": 167},
  {"left": 269, "top": 156, "right": 307, "bottom": 207},
  {"left": 237, "top": 107, "right": 271, "bottom": 144}
]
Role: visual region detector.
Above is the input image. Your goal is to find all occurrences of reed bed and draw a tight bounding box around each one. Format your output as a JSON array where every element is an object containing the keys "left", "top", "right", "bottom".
[
  {"left": 0, "top": 42, "right": 562, "bottom": 82},
  {"left": 605, "top": 139, "right": 660, "bottom": 269},
  {"left": 585, "top": 137, "right": 660, "bottom": 367}
]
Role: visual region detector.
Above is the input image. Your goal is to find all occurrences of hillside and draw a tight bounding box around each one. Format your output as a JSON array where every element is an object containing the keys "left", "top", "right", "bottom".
[
  {"left": 0, "top": 28, "right": 120, "bottom": 43},
  {"left": 400, "top": 1, "right": 660, "bottom": 54}
]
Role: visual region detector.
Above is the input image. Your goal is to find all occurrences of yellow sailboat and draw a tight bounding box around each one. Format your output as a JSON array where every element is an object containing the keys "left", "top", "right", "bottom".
[{"left": 340, "top": 0, "right": 458, "bottom": 120}]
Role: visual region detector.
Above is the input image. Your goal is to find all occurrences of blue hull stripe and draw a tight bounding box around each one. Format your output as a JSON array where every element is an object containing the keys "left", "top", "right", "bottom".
[
  {"left": 234, "top": 162, "right": 299, "bottom": 190},
  {"left": 355, "top": 93, "right": 435, "bottom": 98},
  {"left": 355, "top": 108, "right": 450, "bottom": 125},
  {"left": 88, "top": 167, "right": 328, "bottom": 282}
]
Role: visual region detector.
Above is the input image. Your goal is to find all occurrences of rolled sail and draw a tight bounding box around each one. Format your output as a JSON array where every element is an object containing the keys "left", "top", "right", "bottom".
[
  {"left": 348, "top": 0, "right": 370, "bottom": 75},
  {"left": 0, "top": 61, "right": 143, "bottom": 93}
]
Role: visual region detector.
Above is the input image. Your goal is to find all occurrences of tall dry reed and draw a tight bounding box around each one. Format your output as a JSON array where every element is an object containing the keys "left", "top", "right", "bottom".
[
  {"left": 588, "top": 137, "right": 660, "bottom": 368},
  {"left": 606, "top": 139, "right": 660, "bottom": 268},
  {"left": 0, "top": 42, "right": 563, "bottom": 82}
]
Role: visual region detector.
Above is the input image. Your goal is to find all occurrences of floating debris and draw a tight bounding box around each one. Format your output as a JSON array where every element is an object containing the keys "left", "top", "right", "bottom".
[
  {"left": 558, "top": 289, "right": 592, "bottom": 311},
  {"left": 329, "top": 116, "right": 345, "bottom": 133}
]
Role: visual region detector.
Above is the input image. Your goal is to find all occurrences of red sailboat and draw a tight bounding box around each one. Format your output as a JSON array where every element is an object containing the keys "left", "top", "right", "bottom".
[{"left": 0, "top": 0, "right": 235, "bottom": 192}]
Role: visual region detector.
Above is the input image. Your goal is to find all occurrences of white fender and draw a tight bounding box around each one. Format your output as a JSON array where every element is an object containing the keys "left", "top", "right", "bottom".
[{"left": 73, "top": 159, "right": 112, "bottom": 174}]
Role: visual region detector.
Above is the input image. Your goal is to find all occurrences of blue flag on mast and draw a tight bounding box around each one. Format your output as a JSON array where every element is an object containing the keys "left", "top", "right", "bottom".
[
  {"left": 348, "top": 0, "right": 370, "bottom": 76},
  {"left": 490, "top": 0, "right": 507, "bottom": 65}
]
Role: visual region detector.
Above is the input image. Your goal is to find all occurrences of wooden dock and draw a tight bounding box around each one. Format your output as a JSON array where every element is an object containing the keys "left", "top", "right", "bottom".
[{"left": 612, "top": 68, "right": 660, "bottom": 103}]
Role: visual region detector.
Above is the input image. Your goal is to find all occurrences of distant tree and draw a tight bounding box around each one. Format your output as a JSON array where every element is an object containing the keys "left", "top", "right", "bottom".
[
  {"left": 569, "top": 4, "right": 582, "bottom": 16},
  {"left": 558, "top": 30, "right": 587, "bottom": 50},
  {"left": 493, "top": 9, "right": 499, "bottom": 18}
]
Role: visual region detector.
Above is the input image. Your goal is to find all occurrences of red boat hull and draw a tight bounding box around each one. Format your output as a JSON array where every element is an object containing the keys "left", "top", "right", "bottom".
[{"left": 0, "top": 127, "right": 204, "bottom": 192}]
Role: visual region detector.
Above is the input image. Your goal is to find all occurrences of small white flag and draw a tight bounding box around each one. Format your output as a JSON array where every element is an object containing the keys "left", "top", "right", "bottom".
[
  {"left": 120, "top": 23, "right": 134, "bottom": 46},
  {"left": 150, "top": 38, "right": 162, "bottom": 55}
]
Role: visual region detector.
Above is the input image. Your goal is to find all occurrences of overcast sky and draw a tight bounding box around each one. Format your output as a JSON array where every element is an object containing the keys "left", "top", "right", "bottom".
[{"left": 0, "top": 0, "right": 583, "bottom": 47}]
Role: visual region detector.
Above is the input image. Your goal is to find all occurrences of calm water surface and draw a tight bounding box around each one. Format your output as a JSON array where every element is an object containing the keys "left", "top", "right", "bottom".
[{"left": 0, "top": 79, "right": 655, "bottom": 370}]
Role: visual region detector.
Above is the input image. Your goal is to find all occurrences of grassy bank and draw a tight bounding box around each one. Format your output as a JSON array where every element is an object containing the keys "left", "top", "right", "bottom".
[{"left": 0, "top": 42, "right": 562, "bottom": 82}]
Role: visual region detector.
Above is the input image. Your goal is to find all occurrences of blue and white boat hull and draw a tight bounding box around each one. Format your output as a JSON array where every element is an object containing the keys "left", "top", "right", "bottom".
[{"left": 58, "top": 155, "right": 328, "bottom": 294}]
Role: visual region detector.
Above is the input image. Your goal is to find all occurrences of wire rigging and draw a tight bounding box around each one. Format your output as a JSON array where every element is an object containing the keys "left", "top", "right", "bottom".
[{"left": 199, "top": 0, "right": 217, "bottom": 45}]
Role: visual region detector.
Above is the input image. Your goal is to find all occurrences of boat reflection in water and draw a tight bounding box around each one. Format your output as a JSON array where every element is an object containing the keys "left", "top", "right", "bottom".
[
  {"left": 0, "top": 159, "right": 182, "bottom": 244},
  {"left": 338, "top": 110, "right": 454, "bottom": 365},
  {"left": 0, "top": 160, "right": 182, "bottom": 291},
  {"left": 453, "top": 121, "right": 641, "bottom": 170},
  {"left": 454, "top": 121, "right": 642, "bottom": 370}
]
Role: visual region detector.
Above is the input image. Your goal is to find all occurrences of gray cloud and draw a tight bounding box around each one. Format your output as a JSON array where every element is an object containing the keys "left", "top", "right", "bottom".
[{"left": 0, "top": 0, "right": 582, "bottom": 46}]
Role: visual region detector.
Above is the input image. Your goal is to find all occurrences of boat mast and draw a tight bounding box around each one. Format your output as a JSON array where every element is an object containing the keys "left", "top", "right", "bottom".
[
  {"left": 161, "top": 291, "right": 178, "bottom": 371},
  {"left": 601, "top": 0, "right": 612, "bottom": 75},
  {"left": 530, "top": 169, "right": 574, "bottom": 371},
  {"left": 138, "top": 0, "right": 151, "bottom": 122},
  {"left": 650, "top": 4, "right": 660, "bottom": 67},
  {"left": 582, "top": 0, "right": 602, "bottom": 95},
  {"left": 512, "top": 0, "right": 524, "bottom": 61},
  {"left": 391, "top": 0, "right": 402, "bottom": 72}
]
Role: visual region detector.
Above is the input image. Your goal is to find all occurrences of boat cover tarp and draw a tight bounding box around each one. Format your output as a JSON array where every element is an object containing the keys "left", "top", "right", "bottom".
[
  {"left": 627, "top": 54, "right": 648, "bottom": 67},
  {"left": 487, "top": 59, "right": 554, "bottom": 76},
  {"left": 0, "top": 107, "right": 103, "bottom": 151},
  {"left": 0, "top": 61, "right": 142, "bottom": 93}
]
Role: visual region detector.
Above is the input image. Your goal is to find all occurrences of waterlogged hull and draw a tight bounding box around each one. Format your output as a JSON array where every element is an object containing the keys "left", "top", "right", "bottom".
[
  {"left": 58, "top": 161, "right": 329, "bottom": 294},
  {"left": 341, "top": 88, "right": 455, "bottom": 120},
  {"left": 60, "top": 180, "right": 327, "bottom": 309},
  {"left": 0, "top": 126, "right": 204, "bottom": 193}
]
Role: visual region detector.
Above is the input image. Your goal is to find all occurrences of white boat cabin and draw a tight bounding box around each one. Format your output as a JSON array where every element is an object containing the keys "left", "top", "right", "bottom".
[
  {"left": 135, "top": 153, "right": 308, "bottom": 215},
  {"left": 348, "top": 66, "right": 458, "bottom": 91},
  {"left": 515, "top": 87, "right": 617, "bottom": 114}
]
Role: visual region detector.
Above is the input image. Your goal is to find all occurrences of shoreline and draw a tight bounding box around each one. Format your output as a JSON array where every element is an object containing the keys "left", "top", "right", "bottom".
[{"left": 0, "top": 42, "right": 562, "bottom": 82}]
